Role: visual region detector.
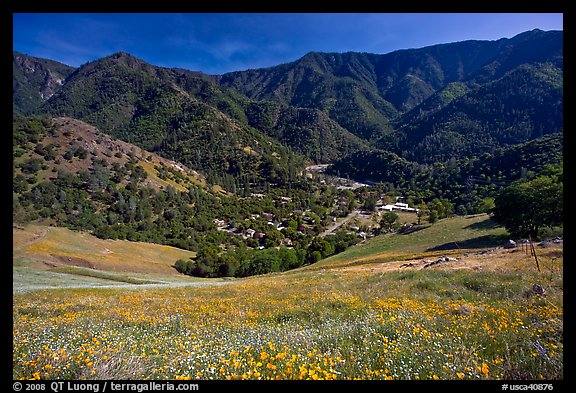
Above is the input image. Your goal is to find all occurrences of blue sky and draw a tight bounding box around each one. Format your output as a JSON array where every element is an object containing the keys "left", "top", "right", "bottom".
[{"left": 13, "top": 13, "right": 563, "bottom": 75}]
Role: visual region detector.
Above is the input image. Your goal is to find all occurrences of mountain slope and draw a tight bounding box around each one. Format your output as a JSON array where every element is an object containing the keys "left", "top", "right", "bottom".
[
  {"left": 245, "top": 101, "right": 369, "bottom": 162},
  {"left": 13, "top": 52, "right": 75, "bottom": 114},
  {"left": 218, "top": 29, "right": 562, "bottom": 145},
  {"left": 14, "top": 29, "right": 563, "bottom": 177},
  {"left": 37, "top": 52, "right": 306, "bottom": 185},
  {"left": 466, "top": 29, "right": 563, "bottom": 83},
  {"left": 13, "top": 115, "right": 206, "bottom": 194},
  {"left": 327, "top": 133, "right": 563, "bottom": 211},
  {"left": 30, "top": 51, "right": 365, "bottom": 169},
  {"left": 219, "top": 51, "right": 399, "bottom": 140},
  {"left": 378, "top": 62, "right": 563, "bottom": 163}
]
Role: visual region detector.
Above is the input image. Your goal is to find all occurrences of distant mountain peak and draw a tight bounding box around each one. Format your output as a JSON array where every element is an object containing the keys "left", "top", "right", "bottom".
[
  {"left": 105, "top": 51, "right": 148, "bottom": 66},
  {"left": 508, "top": 28, "right": 562, "bottom": 43},
  {"left": 13, "top": 29, "right": 563, "bottom": 170},
  {"left": 108, "top": 51, "right": 138, "bottom": 59}
]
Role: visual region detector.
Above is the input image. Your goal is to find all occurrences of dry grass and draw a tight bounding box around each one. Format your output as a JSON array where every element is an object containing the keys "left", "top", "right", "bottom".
[
  {"left": 80, "top": 353, "right": 155, "bottom": 379},
  {"left": 136, "top": 160, "right": 204, "bottom": 193},
  {"left": 14, "top": 224, "right": 195, "bottom": 275},
  {"left": 335, "top": 245, "right": 563, "bottom": 276}
]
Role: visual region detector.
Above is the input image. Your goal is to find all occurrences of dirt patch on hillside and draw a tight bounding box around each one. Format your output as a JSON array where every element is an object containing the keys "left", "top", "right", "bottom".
[
  {"left": 51, "top": 254, "right": 96, "bottom": 269},
  {"left": 336, "top": 245, "right": 563, "bottom": 275}
]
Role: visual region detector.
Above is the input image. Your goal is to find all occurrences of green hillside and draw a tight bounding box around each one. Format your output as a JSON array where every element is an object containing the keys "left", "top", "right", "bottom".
[
  {"left": 380, "top": 62, "right": 563, "bottom": 163},
  {"left": 13, "top": 30, "right": 563, "bottom": 280},
  {"left": 312, "top": 214, "right": 508, "bottom": 270},
  {"left": 219, "top": 29, "right": 562, "bottom": 146},
  {"left": 14, "top": 30, "right": 563, "bottom": 183},
  {"left": 327, "top": 133, "right": 563, "bottom": 215}
]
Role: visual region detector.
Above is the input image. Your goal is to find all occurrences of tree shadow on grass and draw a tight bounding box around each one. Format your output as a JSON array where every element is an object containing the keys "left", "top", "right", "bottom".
[
  {"left": 427, "top": 234, "right": 509, "bottom": 251},
  {"left": 464, "top": 217, "right": 502, "bottom": 230}
]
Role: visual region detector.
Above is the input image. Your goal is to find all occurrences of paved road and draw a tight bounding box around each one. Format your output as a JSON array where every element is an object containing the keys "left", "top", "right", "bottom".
[{"left": 319, "top": 210, "right": 360, "bottom": 237}]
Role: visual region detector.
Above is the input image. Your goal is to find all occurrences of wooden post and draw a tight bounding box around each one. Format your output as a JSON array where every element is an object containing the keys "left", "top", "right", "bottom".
[
  {"left": 528, "top": 235, "right": 541, "bottom": 273},
  {"left": 522, "top": 240, "right": 527, "bottom": 255}
]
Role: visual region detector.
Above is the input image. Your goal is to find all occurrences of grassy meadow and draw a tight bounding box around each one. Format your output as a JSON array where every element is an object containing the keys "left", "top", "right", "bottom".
[{"left": 13, "top": 215, "right": 563, "bottom": 380}]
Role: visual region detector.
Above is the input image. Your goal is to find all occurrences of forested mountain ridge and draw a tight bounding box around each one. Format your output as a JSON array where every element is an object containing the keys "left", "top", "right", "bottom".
[
  {"left": 14, "top": 51, "right": 367, "bottom": 170},
  {"left": 327, "top": 133, "right": 563, "bottom": 199},
  {"left": 464, "top": 28, "right": 563, "bottom": 83},
  {"left": 244, "top": 101, "right": 369, "bottom": 162},
  {"left": 218, "top": 29, "right": 562, "bottom": 143},
  {"left": 378, "top": 61, "right": 563, "bottom": 163},
  {"left": 24, "top": 52, "right": 308, "bottom": 186},
  {"left": 13, "top": 29, "right": 562, "bottom": 188}
]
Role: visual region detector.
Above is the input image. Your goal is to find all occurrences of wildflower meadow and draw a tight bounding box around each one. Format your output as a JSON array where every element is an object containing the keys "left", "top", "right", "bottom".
[{"left": 13, "top": 248, "right": 563, "bottom": 380}]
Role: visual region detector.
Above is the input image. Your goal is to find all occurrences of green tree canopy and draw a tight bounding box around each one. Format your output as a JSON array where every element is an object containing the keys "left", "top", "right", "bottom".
[
  {"left": 491, "top": 165, "right": 562, "bottom": 239},
  {"left": 380, "top": 212, "right": 400, "bottom": 232}
]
